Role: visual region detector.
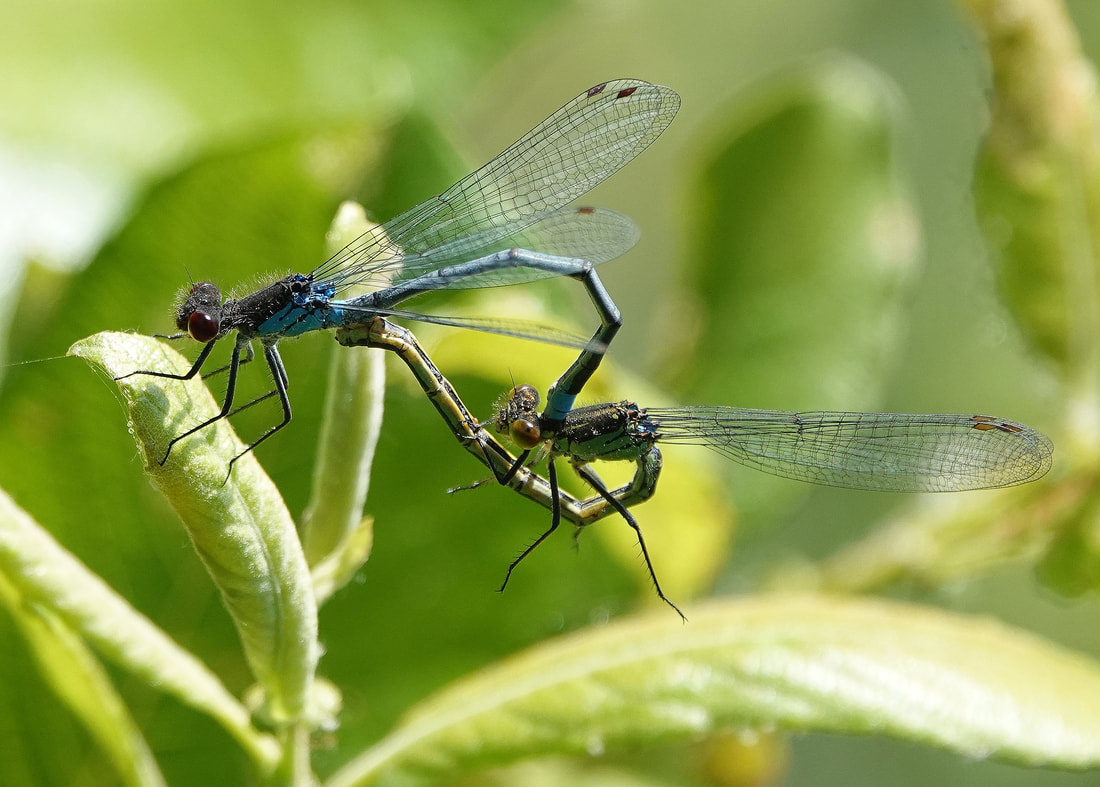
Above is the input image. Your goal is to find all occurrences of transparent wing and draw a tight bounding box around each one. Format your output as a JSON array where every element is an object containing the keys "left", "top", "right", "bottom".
[
  {"left": 393, "top": 206, "right": 639, "bottom": 291},
  {"left": 311, "top": 80, "right": 677, "bottom": 293},
  {"left": 646, "top": 408, "right": 1054, "bottom": 492},
  {"left": 334, "top": 304, "right": 598, "bottom": 350}
]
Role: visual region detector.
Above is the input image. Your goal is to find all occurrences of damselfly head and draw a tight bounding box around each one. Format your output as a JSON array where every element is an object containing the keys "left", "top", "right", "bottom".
[
  {"left": 176, "top": 282, "right": 223, "bottom": 343},
  {"left": 490, "top": 383, "right": 542, "bottom": 444}
]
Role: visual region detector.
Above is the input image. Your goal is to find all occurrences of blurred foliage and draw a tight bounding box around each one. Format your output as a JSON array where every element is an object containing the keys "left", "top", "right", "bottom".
[
  {"left": 670, "top": 57, "right": 917, "bottom": 410},
  {"left": 968, "top": 0, "right": 1100, "bottom": 380},
  {"left": 4, "top": 0, "right": 1100, "bottom": 786}
]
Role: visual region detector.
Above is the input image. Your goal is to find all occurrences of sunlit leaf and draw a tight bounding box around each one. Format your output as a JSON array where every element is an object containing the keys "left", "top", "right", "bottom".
[
  {"left": 329, "top": 595, "right": 1100, "bottom": 786},
  {"left": 70, "top": 332, "right": 318, "bottom": 726},
  {"left": 0, "top": 487, "right": 278, "bottom": 769},
  {"left": 0, "top": 570, "right": 166, "bottom": 787}
]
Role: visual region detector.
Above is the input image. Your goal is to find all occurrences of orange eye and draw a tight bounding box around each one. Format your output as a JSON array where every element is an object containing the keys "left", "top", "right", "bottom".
[
  {"left": 509, "top": 418, "right": 541, "bottom": 448},
  {"left": 187, "top": 311, "right": 219, "bottom": 343}
]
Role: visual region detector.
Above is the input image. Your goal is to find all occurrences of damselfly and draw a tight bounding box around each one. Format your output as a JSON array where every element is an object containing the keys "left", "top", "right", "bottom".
[
  {"left": 484, "top": 385, "right": 1055, "bottom": 618},
  {"left": 118, "top": 80, "right": 679, "bottom": 471}
]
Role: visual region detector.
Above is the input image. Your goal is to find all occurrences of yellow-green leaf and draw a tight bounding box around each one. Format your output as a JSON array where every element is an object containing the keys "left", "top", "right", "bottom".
[
  {"left": 0, "top": 487, "right": 278, "bottom": 769},
  {"left": 328, "top": 595, "right": 1100, "bottom": 786},
  {"left": 69, "top": 331, "right": 318, "bottom": 726}
]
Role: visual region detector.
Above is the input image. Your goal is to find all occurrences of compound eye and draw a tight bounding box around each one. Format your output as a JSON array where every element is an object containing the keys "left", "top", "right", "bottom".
[
  {"left": 509, "top": 418, "right": 541, "bottom": 449},
  {"left": 187, "top": 311, "right": 220, "bottom": 343}
]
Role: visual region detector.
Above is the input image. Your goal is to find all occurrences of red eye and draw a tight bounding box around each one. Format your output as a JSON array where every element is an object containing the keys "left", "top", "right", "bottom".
[
  {"left": 187, "top": 311, "right": 219, "bottom": 343},
  {"left": 510, "top": 418, "right": 542, "bottom": 449}
]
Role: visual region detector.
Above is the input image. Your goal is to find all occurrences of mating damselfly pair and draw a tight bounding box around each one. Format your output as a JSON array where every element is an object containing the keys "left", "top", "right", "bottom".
[{"left": 113, "top": 79, "right": 1053, "bottom": 617}]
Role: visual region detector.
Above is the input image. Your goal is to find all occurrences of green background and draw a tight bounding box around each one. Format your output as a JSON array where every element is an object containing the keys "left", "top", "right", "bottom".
[{"left": 0, "top": 0, "right": 1095, "bottom": 784}]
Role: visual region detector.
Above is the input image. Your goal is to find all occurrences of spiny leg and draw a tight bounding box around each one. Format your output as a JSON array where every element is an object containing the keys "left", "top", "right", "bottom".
[
  {"left": 448, "top": 444, "right": 526, "bottom": 493},
  {"left": 205, "top": 341, "right": 256, "bottom": 379},
  {"left": 157, "top": 337, "right": 247, "bottom": 464},
  {"left": 499, "top": 459, "right": 562, "bottom": 592},
  {"left": 116, "top": 336, "right": 218, "bottom": 385},
  {"left": 225, "top": 344, "right": 293, "bottom": 478},
  {"left": 573, "top": 462, "right": 684, "bottom": 621}
]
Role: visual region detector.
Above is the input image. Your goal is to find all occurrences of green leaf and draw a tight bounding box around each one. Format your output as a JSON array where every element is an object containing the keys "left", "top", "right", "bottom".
[
  {"left": 69, "top": 331, "right": 318, "bottom": 727},
  {"left": 0, "top": 569, "right": 166, "bottom": 787},
  {"left": 309, "top": 513, "right": 374, "bottom": 607},
  {"left": 671, "top": 55, "right": 919, "bottom": 410},
  {"left": 1036, "top": 476, "right": 1100, "bottom": 596},
  {"left": 327, "top": 595, "right": 1100, "bottom": 786},
  {"left": 767, "top": 476, "right": 1077, "bottom": 593},
  {"left": 965, "top": 0, "right": 1100, "bottom": 383},
  {"left": 0, "top": 487, "right": 279, "bottom": 770},
  {"left": 301, "top": 204, "right": 387, "bottom": 582},
  {"left": 0, "top": 0, "right": 557, "bottom": 170},
  {"left": 658, "top": 57, "right": 921, "bottom": 525}
]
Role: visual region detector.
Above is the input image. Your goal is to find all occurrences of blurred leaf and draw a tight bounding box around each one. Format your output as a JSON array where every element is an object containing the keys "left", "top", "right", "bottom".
[
  {"left": 301, "top": 204, "right": 387, "bottom": 576},
  {"left": 0, "top": 570, "right": 166, "bottom": 787},
  {"left": 768, "top": 473, "right": 1084, "bottom": 593},
  {"left": 670, "top": 55, "right": 919, "bottom": 410},
  {"left": 963, "top": 0, "right": 1100, "bottom": 606},
  {"left": 449, "top": 756, "right": 689, "bottom": 787},
  {"left": 70, "top": 331, "right": 319, "bottom": 727},
  {"left": 311, "top": 513, "right": 375, "bottom": 605},
  {"left": 697, "top": 730, "right": 789, "bottom": 787},
  {"left": 653, "top": 56, "right": 922, "bottom": 530},
  {"left": 327, "top": 595, "right": 1100, "bottom": 786},
  {"left": 964, "top": 0, "right": 1100, "bottom": 387},
  {"left": 0, "top": 0, "right": 559, "bottom": 169},
  {"left": 1037, "top": 473, "right": 1100, "bottom": 596},
  {"left": 0, "top": 486, "right": 279, "bottom": 769},
  {"left": 0, "top": 122, "right": 385, "bottom": 593}
]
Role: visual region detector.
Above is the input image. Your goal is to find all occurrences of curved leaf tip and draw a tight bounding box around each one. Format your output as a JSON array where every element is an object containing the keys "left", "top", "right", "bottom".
[{"left": 69, "top": 330, "right": 319, "bottom": 725}]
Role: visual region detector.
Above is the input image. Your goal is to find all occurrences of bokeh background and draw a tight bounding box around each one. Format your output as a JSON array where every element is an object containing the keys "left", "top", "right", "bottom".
[{"left": 2, "top": 0, "right": 1098, "bottom": 784}]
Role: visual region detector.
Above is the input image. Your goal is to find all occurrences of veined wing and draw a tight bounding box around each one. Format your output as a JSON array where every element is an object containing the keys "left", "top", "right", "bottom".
[
  {"left": 393, "top": 206, "right": 639, "bottom": 290},
  {"left": 646, "top": 408, "right": 1054, "bottom": 492},
  {"left": 334, "top": 304, "right": 599, "bottom": 350},
  {"left": 327, "top": 206, "right": 638, "bottom": 293},
  {"left": 311, "top": 80, "right": 677, "bottom": 293}
]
